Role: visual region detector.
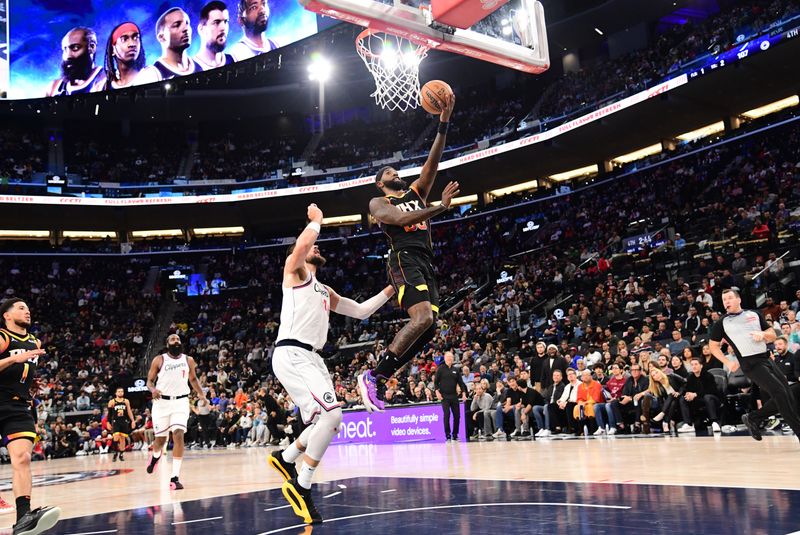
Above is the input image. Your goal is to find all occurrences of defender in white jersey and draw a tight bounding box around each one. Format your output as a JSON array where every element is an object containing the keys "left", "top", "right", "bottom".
[
  {"left": 268, "top": 203, "right": 394, "bottom": 525},
  {"left": 145, "top": 334, "right": 206, "bottom": 489}
]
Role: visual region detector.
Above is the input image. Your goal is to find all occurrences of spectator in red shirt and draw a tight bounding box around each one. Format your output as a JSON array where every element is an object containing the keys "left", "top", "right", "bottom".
[{"left": 751, "top": 219, "right": 770, "bottom": 240}]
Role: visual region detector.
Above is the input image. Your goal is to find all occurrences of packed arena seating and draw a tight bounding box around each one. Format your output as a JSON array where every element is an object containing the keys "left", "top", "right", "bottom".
[
  {"left": 0, "top": 127, "right": 47, "bottom": 181},
  {"left": 64, "top": 122, "right": 188, "bottom": 183},
  {"left": 9, "top": 108, "right": 798, "bottom": 458},
  {"left": 2, "top": 1, "right": 798, "bottom": 196},
  {"left": 535, "top": 0, "right": 800, "bottom": 122},
  {"left": 189, "top": 125, "right": 307, "bottom": 182}
]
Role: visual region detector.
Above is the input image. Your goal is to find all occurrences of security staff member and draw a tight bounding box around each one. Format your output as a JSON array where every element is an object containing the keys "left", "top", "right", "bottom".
[
  {"left": 709, "top": 289, "right": 800, "bottom": 442},
  {"left": 434, "top": 351, "right": 467, "bottom": 441}
]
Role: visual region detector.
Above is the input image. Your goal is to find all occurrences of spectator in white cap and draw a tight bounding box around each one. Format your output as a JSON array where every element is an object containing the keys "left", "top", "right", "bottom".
[{"left": 697, "top": 288, "right": 713, "bottom": 308}]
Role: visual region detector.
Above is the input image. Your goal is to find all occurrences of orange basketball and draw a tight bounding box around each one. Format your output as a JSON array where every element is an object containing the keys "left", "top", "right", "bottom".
[{"left": 420, "top": 80, "right": 453, "bottom": 115}]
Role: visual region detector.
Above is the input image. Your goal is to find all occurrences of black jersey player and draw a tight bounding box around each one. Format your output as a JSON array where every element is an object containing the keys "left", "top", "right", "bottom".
[
  {"left": 108, "top": 388, "right": 135, "bottom": 462},
  {"left": 358, "top": 92, "right": 459, "bottom": 412},
  {"left": 0, "top": 298, "right": 61, "bottom": 534}
]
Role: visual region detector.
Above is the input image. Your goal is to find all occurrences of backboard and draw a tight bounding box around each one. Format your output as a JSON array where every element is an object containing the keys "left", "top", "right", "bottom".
[{"left": 299, "top": 0, "right": 550, "bottom": 74}]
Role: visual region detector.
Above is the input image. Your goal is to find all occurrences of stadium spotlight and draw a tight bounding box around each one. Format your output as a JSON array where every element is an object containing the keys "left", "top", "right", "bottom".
[
  {"left": 164, "top": 82, "right": 172, "bottom": 90},
  {"left": 308, "top": 55, "right": 332, "bottom": 82},
  {"left": 594, "top": 27, "right": 604, "bottom": 35}
]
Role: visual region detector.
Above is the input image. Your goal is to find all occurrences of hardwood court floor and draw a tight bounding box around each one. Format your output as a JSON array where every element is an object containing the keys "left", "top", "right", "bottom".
[{"left": 1, "top": 435, "right": 798, "bottom": 533}]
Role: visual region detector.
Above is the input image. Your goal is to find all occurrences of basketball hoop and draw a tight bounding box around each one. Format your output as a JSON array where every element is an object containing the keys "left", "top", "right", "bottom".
[{"left": 355, "top": 28, "right": 429, "bottom": 111}]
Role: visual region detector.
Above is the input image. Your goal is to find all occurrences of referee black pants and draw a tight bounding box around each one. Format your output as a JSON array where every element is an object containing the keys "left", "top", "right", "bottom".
[
  {"left": 441, "top": 398, "right": 460, "bottom": 439},
  {"left": 745, "top": 357, "right": 800, "bottom": 435}
]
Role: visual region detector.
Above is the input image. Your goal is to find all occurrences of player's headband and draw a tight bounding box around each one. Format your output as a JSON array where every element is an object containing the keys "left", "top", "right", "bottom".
[{"left": 112, "top": 22, "right": 140, "bottom": 44}]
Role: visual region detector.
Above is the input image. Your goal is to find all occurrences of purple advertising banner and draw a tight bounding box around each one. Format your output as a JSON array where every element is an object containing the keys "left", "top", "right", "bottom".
[{"left": 331, "top": 402, "right": 466, "bottom": 445}]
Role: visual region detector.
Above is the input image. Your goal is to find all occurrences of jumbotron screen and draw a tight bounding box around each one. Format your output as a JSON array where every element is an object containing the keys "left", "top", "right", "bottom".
[{"left": 0, "top": 0, "right": 318, "bottom": 99}]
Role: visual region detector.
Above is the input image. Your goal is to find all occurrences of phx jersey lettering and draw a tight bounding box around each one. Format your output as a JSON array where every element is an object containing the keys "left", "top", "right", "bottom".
[
  {"left": 381, "top": 186, "right": 440, "bottom": 312},
  {"left": 111, "top": 398, "right": 131, "bottom": 437},
  {"left": 0, "top": 328, "right": 41, "bottom": 442}
]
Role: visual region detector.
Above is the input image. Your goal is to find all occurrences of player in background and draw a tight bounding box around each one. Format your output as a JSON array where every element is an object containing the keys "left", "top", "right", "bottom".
[
  {"left": 269, "top": 203, "right": 394, "bottom": 524},
  {"left": 108, "top": 387, "right": 135, "bottom": 462},
  {"left": 145, "top": 334, "right": 207, "bottom": 489},
  {"left": 46, "top": 27, "right": 103, "bottom": 96},
  {"left": 0, "top": 298, "right": 61, "bottom": 534},
  {"left": 194, "top": 1, "right": 236, "bottom": 70},
  {"left": 97, "top": 22, "right": 147, "bottom": 90},
  {"left": 137, "top": 8, "right": 203, "bottom": 84},
  {"left": 229, "top": 0, "right": 278, "bottom": 61},
  {"left": 358, "top": 93, "right": 457, "bottom": 412}
]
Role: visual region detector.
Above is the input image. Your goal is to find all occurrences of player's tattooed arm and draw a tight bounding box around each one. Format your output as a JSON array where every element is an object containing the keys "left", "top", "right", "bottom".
[{"left": 369, "top": 181, "right": 459, "bottom": 226}]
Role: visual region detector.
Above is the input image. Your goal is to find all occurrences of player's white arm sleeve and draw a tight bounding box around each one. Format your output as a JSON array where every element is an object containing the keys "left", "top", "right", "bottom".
[{"left": 333, "top": 291, "right": 390, "bottom": 320}]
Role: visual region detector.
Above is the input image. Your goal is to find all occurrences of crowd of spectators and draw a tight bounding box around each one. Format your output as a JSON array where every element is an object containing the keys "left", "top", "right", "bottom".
[
  {"left": 1, "top": 100, "right": 798, "bottom": 462},
  {"left": 190, "top": 129, "right": 306, "bottom": 182},
  {"left": 536, "top": 0, "right": 800, "bottom": 121},
  {"left": 0, "top": 127, "right": 46, "bottom": 181},
  {"left": 64, "top": 123, "right": 187, "bottom": 183}
]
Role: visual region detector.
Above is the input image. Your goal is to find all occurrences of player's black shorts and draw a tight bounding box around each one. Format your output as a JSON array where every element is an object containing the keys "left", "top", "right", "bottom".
[
  {"left": 112, "top": 420, "right": 131, "bottom": 437},
  {"left": 387, "top": 248, "right": 439, "bottom": 313},
  {"left": 0, "top": 402, "right": 37, "bottom": 443}
]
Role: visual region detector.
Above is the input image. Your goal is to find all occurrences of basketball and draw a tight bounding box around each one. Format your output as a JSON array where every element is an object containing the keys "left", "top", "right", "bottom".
[{"left": 420, "top": 80, "right": 453, "bottom": 115}]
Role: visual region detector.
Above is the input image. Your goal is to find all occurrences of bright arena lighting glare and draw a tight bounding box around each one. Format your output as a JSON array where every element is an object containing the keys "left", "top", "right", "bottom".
[
  {"left": 307, "top": 56, "right": 333, "bottom": 82},
  {"left": 381, "top": 43, "right": 398, "bottom": 70},
  {"left": 502, "top": 26, "right": 513, "bottom": 36},
  {"left": 402, "top": 50, "right": 422, "bottom": 67}
]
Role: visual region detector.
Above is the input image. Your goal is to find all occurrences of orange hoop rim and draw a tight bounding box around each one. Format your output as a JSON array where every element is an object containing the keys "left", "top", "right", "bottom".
[{"left": 355, "top": 28, "right": 429, "bottom": 61}]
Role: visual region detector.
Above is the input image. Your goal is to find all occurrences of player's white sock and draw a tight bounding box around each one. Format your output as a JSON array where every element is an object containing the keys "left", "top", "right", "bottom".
[
  {"left": 297, "top": 462, "right": 316, "bottom": 489},
  {"left": 283, "top": 425, "right": 314, "bottom": 463},
  {"left": 172, "top": 458, "right": 182, "bottom": 479},
  {"left": 282, "top": 442, "right": 303, "bottom": 464},
  {"left": 153, "top": 449, "right": 162, "bottom": 459}
]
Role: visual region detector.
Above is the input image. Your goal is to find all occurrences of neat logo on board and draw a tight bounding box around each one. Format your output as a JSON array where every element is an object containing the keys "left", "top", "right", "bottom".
[{"left": 337, "top": 418, "right": 376, "bottom": 439}]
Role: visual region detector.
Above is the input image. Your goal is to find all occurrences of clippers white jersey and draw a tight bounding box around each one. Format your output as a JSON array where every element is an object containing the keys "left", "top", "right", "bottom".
[
  {"left": 277, "top": 272, "right": 330, "bottom": 350},
  {"left": 155, "top": 354, "right": 190, "bottom": 397}
]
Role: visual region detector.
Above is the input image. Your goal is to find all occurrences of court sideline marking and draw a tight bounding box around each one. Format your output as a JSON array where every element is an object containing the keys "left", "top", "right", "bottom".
[{"left": 256, "top": 502, "right": 631, "bottom": 534}]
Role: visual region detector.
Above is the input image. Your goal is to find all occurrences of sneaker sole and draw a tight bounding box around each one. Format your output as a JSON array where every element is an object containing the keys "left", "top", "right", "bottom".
[
  {"left": 268, "top": 454, "right": 292, "bottom": 482},
  {"left": 281, "top": 481, "right": 313, "bottom": 524},
  {"left": 16, "top": 506, "right": 61, "bottom": 535},
  {"left": 742, "top": 414, "right": 762, "bottom": 441},
  {"left": 170, "top": 482, "right": 184, "bottom": 490},
  {"left": 356, "top": 374, "right": 384, "bottom": 413}
]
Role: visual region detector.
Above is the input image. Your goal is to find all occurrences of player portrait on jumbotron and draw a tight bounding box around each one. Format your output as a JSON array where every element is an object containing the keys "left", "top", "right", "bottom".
[
  {"left": 229, "top": 0, "right": 278, "bottom": 61},
  {"left": 136, "top": 7, "right": 203, "bottom": 85},
  {"left": 194, "top": 1, "right": 236, "bottom": 70},
  {"left": 95, "top": 22, "right": 147, "bottom": 91},
  {"left": 46, "top": 27, "right": 104, "bottom": 97}
]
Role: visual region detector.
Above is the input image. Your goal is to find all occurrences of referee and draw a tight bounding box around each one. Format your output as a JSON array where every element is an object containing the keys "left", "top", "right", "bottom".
[
  {"left": 434, "top": 351, "right": 467, "bottom": 441},
  {"left": 709, "top": 289, "right": 800, "bottom": 442}
]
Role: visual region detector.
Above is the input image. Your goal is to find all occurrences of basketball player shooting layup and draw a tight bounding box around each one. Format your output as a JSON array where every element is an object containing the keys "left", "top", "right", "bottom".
[
  {"left": 357, "top": 91, "right": 458, "bottom": 412},
  {"left": 268, "top": 203, "right": 394, "bottom": 525},
  {"left": 145, "top": 334, "right": 206, "bottom": 490}
]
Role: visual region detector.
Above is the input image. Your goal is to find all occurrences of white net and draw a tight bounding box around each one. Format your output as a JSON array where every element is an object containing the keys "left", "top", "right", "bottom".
[{"left": 356, "top": 29, "right": 429, "bottom": 111}]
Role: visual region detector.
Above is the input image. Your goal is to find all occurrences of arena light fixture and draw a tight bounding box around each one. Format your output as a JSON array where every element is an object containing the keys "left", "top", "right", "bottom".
[
  {"left": 193, "top": 226, "right": 245, "bottom": 236},
  {"left": 610, "top": 143, "right": 662, "bottom": 165},
  {"left": 676, "top": 121, "right": 725, "bottom": 142},
  {"left": 63, "top": 231, "right": 117, "bottom": 239},
  {"left": 488, "top": 179, "right": 539, "bottom": 198},
  {"left": 741, "top": 95, "right": 799, "bottom": 119},
  {"left": 430, "top": 194, "right": 478, "bottom": 207},
  {"left": 322, "top": 214, "right": 361, "bottom": 227},
  {"left": 0, "top": 230, "right": 50, "bottom": 239},
  {"left": 131, "top": 229, "right": 183, "bottom": 239},
  {"left": 549, "top": 164, "right": 598, "bottom": 181},
  {"left": 594, "top": 27, "right": 604, "bottom": 35},
  {"left": 308, "top": 55, "right": 333, "bottom": 82}
]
